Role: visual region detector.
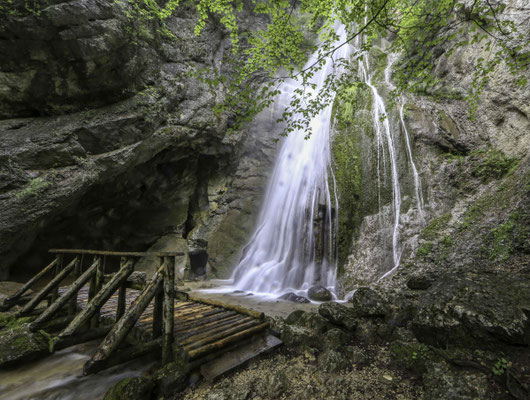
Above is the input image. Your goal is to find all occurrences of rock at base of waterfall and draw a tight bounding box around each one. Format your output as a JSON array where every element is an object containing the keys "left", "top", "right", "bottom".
[
  {"left": 307, "top": 285, "right": 332, "bottom": 301},
  {"left": 318, "top": 302, "right": 358, "bottom": 331},
  {"left": 278, "top": 292, "right": 310, "bottom": 303},
  {"left": 349, "top": 287, "right": 390, "bottom": 318}
]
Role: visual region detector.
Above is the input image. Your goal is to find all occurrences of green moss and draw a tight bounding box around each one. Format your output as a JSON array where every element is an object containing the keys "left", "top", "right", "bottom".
[
  {"left": 489, "top": 211, "right": 526, "bottom": 261},
  {"left": 390, "top": 341, "right": 433, "bottom": 374},
  {"left": 369, "top": 47, "right": 388, "bottom": 82},
  {"left": 420, "top": 213, "right": 451, "bottom": 241},
  {"left": 416, "top": 242, "right": 433, "bottom": 257},
  {"left": 0, "top": 314, "right": 33, "bottom": 330},
  {"left": 15, "top": 177, "right": 50, "bottom": 199},
  {"left": 471, "top": 149, "right": 519, "bottom": 182},
  {"left": 331, "top": 81, "right": 373, "bottom": 269}
]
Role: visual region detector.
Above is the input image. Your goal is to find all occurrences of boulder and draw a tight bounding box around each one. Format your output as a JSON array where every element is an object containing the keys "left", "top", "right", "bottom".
[
  {"left": 317, "top": 349, "right": 350, "bottom": 373},
  {"left": 318, "top": 302, "right": 357, "bottom": 331},
  {"left": 307, "top": 285, "right": 332, "bottom": 302},
  {"left": 278, "top": 292, "right": 310, "bottom": 303},
  {"left": 103, "top": 377, "right": 156, "bottom": 400},
  {"left": 345, "top": 346, "right": 368, "bottom": 364},
  {"left": 285, "top": 310, "right": 328, "bottom": 334},
  {"left": 0, "top": 318, "right": 51, "bottom": 368},
  {"left": 350, "top": 287, "right": 390, "bottom": 318},
  {"left": 321, "top": 328, "right": 350, "bottom": 351},
  {"left": 412, "top": 274, "right": 530, "bottom": 347},
  {"left": 152, "top": 357, "right": 191, "bottom": 396},
  {"left": 281, "top": 310, "right": 329, "bottom": 348},
  {"left": 422, "top": 360, "right": 493, "bottom": 400},
  {"left": 280, "top": 325, "right": 318, "bottom": 348}
]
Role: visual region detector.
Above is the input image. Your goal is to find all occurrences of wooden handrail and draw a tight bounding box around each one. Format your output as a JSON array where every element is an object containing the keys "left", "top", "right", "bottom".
[{"left": 49, "top": 249, "right": 184, "bottom": 257}]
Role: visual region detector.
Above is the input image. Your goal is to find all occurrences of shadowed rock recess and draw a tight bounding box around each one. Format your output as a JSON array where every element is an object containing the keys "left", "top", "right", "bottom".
[
  {"left": 0, "top": 0, "right": 277, "bottom": 280},
  {"left": 0, "top": 0, "right": 529, "bottom": 399}
]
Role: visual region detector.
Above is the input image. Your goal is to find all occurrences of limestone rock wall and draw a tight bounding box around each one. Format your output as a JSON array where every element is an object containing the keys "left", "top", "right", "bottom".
[{"left": 334, "top": 0, "right": 529, "bottom": 290}]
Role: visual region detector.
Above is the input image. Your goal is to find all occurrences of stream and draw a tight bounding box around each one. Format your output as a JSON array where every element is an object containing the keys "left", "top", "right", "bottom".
[{"left": 0, "top": 341, "right": 151, "bottom": 400}]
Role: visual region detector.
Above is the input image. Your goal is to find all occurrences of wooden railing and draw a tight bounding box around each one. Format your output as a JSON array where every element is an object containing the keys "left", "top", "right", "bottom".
[{"left": 3, "top": 249, "right": 183, "bottom": 374}]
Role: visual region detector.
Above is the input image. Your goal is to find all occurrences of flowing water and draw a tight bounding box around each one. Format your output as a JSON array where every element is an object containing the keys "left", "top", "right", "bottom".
[
  {"left": 230, "top": 25, "right": 352, "bottom": 298},
  {"left": 354, "top": 38, "right": 425, "bottom": 281},
  {"left": 0, "top": 341, "right": 151, "bottom": 400}
]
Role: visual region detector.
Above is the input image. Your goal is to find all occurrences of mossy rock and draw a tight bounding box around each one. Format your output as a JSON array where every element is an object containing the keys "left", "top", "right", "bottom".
[
  {"left": 321, "top": 328, "right": 351, "bottom": 351},
  {"left": 103, "top": 377, "right": 155, "bottom": 400},
  {"left": 0, "top": 321, "right": 51, "bottom": 368},
  {"left": 152, "top": 357, "right": 191, "bottom": 396},
  {"left": 317, "top": 349, "right": 350, "bottom": 373},
  {"left": 389, "top": 340, "right": 433, "bottom": 374},
  {"left": 318, "top": 302, "right": 358, "bottom": 331}
]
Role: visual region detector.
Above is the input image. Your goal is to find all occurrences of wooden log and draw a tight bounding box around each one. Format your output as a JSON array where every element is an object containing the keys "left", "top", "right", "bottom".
[
  {"left": 177, "top": 315, "right": 246, "bottom": 339},
  {"left": 88, "top": 261, "right": 167, "bottom": 367},
  {"left": 38, "top": 315, "right": 74, "bottom": 333},
  {"left": 187, "top": 322, "right": 269, "bottom": 360},
  {"left": 116, "top": 284, "right": 127, "bottom": 320},
  {"left": 50, "top": 249, "right": 184, "bottom": 257},
  {"left": 67, "top": 256, "right": 82, "bottom": 315},
  {"left": 179, "top": 317, "right": 254, "bottom": 345},
  {"left": 6, "top": 256, "right": 59, "bottom": 304},
  {"left": 54, "top": 325, "right": 114, "bottom": 352},
  {"left": 30, "top": 258, "right": 99, "bottom": 331},
  {"left": 90, "top": 256, "right": 105, "bottom": 328},
  {"left": 174, "top": 311, "right": 237, "bottom": 333},
  {"left": 58, "top": 260, "right": 134, "bottom": 338},
  {"left": 153, "top": 259, "right": 164, "bottom": 338},
  {"left": 184, "top": 320, "right": 260, "bottom": 350},
  {"left": 162, "top": 256, "right": 175, "bottom": 364},
  {"left": 18, "top": 256, "right": 78, "bottom": 316},
  {"left": 49, "top": 255, "right": 64, "bottom": 306},
  {"left": 174, "top": 308, "right": 225, "bottom": 323},
  {"left": 187, "top": 295, "right": 264, "bottom": 319},
  {"left": 84, "top": 339, "right": 161, "bottom": 375},
  {"left": 116, "top": 257, "right": 127, "bottom": 320}
]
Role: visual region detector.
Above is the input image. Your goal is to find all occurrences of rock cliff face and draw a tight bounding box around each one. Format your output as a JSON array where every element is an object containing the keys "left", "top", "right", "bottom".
[
  {"left": 0, "top": 0, "right": 277, "bottom": 279},
  {"left": 329, "top": 2, "right": 529, "bottom": 396}
]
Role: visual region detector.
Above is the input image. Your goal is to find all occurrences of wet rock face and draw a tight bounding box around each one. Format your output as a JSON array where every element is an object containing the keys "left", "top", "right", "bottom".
[
  {"left": 0, "top": 0, "right": 151, "bottom": 119},
  {"left": 412, "top": 273, "right": 530, "bottom": 347},
  {"left": 0, "top": 2, "right": 274, "bottom": 279}
]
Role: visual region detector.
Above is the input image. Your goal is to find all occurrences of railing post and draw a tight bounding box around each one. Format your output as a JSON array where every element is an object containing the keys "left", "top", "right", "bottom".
[
  {"left": 116, "top": 257, "right": 128, "bottom": 320},
  {"left": 49, "top": 254, "right": 63, "bottom": 306},
  {"left": 162, "top": 256, "right": 175, "bottom": 364},
  {"left": 153, "top": 257, "right": 164, "bottom": 338},
  {"left": 67, "top": 255, "right": 82, "bottom": 315},
  {"left": 90, "top": 256, "right": 105, "bottom": 328}
]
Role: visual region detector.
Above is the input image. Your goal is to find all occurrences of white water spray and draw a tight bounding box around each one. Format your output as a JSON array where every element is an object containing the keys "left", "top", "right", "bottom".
[
  {"left": 355, "top": 39, "right": 403, "bottom": 274},
  {"left": 231, "top": 26, "right": 352, "bottom": 296}
]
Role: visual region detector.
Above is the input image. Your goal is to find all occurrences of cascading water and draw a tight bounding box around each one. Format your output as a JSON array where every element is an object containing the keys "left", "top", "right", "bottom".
[
  {"left": 355, "top": 39, "right": 403, "bottom": 275},
  {"left": 353, "top": 37, "right": 425, "bottom": 281},
  {"left": 230, "top": 26, "right": 352, "bottom": 297}
]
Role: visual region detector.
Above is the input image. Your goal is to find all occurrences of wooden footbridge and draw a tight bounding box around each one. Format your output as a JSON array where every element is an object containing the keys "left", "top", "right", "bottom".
[{"left": 2, "top": 249, "right": 279, "bottom": 377}]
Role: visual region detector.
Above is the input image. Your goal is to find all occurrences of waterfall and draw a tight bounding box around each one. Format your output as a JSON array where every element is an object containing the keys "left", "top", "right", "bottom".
[
  {"left": 355, "top": 41, "right": 403, "bottom": 274},
  {"left": 353, "top": 38, "right": 425, "bottom": 281},
  {"left": 230, "top": 26, "right": 352, "bottom": 296}
]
